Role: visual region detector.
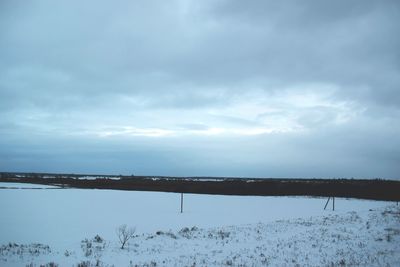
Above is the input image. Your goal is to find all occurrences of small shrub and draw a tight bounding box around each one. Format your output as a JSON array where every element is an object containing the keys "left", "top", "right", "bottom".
[
  {"left": 64, "top": 250, "right": 72, "bottom": 257},
  {"left": 386, "top": 233, "right": 392, "bottom": 242},
  {"left": 81, "top": 239, "right": 93, "bottom": 257},
  {"left": 218, "top": 230, "right": 230, "bottom": 240},
  {"left": 180, "top": 227, "right": 190, "bottom": 234},
  {"left": 225, "top": 259, "right": 233, "bottom": 266},
  {"left": 116, "top": 224, "right": 136, "bottom": 249},
  {"left": 39, "top": 263, "right": 58, "bottom": 267},
  {"left": 80, "top": 235, "right": 105, "bottom": 258},
  {"left": 154, "top": 230, "right": 177, "bottom": 239},
  {"left": 77, "top": 261, "right": 91, "bottom": 267},
  {"left": 179, "top": 227, "right": 191, "bottom": 238},
  {"left": 165, "top": 231, "right": 177, "bottom": 239},
  {"left": 93, "top": 235, "right": 103, "bottom": 243}
]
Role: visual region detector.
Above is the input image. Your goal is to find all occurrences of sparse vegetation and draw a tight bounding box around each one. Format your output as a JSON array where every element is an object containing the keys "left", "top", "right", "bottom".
[
  {"left": 116, "top": 225, "right": 136, "bottom": 249},
  {"left": 64, "top": 250, "right": 72, "bottom": 257},
  {"left": 0, "top": 243, "right": 50, "bottom": 257},
  {"left": 77, "top": 260, "right": 91, "bottom": 267},
  {"left": 25, "top": 262, "right": 58, "bottom": 267},
  {"left": 81, "top": 235, "right": 106, "bottom": 258}
]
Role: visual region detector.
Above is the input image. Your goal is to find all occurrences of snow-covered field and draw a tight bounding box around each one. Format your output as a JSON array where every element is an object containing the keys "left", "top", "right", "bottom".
[
  {"left": 0, "top": 183, "right": 60, "bottom": 189},
  {"left": 0, "top": 182, "right": 399, "bottom": 266}
]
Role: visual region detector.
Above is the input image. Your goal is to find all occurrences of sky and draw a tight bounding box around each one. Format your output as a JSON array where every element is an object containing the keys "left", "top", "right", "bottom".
[{"left": 0, "top": 0, "right": 399, "bottom": 178}]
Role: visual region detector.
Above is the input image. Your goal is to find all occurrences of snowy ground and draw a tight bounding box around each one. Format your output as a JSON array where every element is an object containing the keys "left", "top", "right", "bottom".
[
  {"left": 0, "top": 182, "right": 399, "bottom": 266},
  {"left": 0, "top": 183, "right": 61, "bottom": 189}
]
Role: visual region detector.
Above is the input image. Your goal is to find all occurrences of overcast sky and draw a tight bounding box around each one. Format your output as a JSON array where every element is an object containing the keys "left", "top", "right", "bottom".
[{"left": 0, "top": 0, "right": 399, "bottom": 178}]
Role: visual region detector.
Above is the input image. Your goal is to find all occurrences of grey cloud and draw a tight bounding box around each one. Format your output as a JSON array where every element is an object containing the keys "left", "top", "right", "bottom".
[
  {"left": 0, "top": 0, "right": 399, "bottom": 178},
  {"left": 145, "top": 90, "right": 232, "bottom": 110},
  {"left": 211, "top": 0, "right": 391, "bottom": 25},
  {"left": 194, "top": 0, "right": 400, "bottom": 106},
  {"left": 294, "top": 106, "right": 339, "bottom": 128},
  {"left": 211, "top": 115, "right": 261, "bottom": 127},
  {"left": 1, "top": 118, "right": 398, "bottom": 178},
  {"left": 1, "top": 0, "right": 399, "bottom": 109}
]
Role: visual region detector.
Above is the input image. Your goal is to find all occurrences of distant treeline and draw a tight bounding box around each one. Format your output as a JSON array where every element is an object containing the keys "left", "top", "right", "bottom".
[{"left": 0, "top": 172, "right": 399, "bottom": 201}]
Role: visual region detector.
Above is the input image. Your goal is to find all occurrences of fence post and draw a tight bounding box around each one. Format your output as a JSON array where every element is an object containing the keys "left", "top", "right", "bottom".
[
  {"left": 180, "top": 193, "right": 184, "bottom": 213},
  {"left": 333, "top": 197, "right": 335, "bottom": 211},
  {"left": 324, "top": 197, "right": 331, "bottom": 210}
]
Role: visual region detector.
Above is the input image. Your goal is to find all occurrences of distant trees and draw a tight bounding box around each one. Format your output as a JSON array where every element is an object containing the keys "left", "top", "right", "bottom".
[{"left": 116, "top": 225, "right": 135, "bottom": 249}]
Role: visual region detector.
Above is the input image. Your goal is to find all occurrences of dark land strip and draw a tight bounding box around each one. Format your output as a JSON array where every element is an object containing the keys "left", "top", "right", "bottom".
[{"left": 0, "top": 172, "right": 399, "bottom": 201}]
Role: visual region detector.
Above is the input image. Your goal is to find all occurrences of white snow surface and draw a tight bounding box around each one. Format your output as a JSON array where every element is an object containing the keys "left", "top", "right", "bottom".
[
  {"left": 77, "top": 176, "right": 121, "bottom": 180},
  {"left": 0, "top": 182, "right": 60, "bottom": 189},
  {"left": 0, "top": 182, "right": 399, "bottom": 266}
]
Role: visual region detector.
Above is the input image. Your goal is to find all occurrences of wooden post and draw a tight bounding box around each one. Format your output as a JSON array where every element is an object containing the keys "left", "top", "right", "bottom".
[
  {"left": 324, "top": 197, "right": 331, "bottom": 210},
  {"left": 333, "top": 197, "right": 335, "bottom": 211},
  {"left": 180, "top": 193, "right": 183, "bottom": 213}
]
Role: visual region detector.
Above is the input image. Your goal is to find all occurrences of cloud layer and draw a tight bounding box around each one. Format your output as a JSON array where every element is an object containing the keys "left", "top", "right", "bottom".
[{"left": 1, "top": 0, "right": 399, "bottom": 178}]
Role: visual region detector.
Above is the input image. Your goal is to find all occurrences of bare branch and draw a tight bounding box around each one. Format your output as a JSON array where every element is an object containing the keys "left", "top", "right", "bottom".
[{"left": 116, "top": 224, "right": 136, "bottom": 249}]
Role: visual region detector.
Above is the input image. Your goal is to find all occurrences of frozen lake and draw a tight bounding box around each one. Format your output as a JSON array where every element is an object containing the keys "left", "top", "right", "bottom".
[{"left": 0, "top": 182, "right": 392, "bottom": 250}]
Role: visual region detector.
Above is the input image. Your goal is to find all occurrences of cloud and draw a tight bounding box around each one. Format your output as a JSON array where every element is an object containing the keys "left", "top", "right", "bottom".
[{"left": 0, "top": 0, "right": 399, "bottom": 178}]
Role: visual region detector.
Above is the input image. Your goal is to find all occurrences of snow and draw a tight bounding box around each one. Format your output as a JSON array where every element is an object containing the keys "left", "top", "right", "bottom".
[
  {"left": 0, "top": 183, "right": 60, "bottom": 189},
  {"left": 77, "top": 176, "right": 121, "bottom": 180},
  {"left": 0, "top": 182, "right": 399, "bottom": 266}
]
